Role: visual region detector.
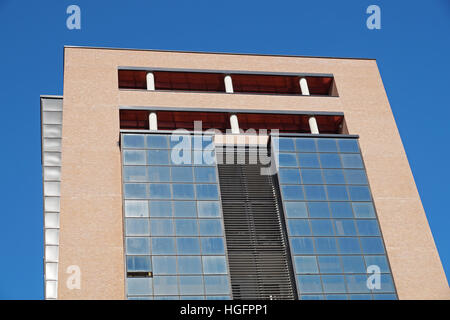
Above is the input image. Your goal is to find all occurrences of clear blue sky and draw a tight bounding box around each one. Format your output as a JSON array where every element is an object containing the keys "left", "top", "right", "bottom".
[{"left": 0, "top": 0, "right": 448, "bottom": 299}]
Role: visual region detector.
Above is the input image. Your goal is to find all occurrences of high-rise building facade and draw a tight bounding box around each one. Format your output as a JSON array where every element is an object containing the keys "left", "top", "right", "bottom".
[{"left": 40, "top": 46, "right": 449, "bottom": 300}]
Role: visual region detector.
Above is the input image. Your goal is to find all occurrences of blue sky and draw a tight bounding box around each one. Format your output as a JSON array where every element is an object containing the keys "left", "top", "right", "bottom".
[{"left": 0, "top": 0, "right": 448, "bottom": 299}]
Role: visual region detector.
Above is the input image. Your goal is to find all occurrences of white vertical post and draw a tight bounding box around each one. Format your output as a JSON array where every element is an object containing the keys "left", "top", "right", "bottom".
[
  {"left": 230, "top": 114, "right": 240, "bottom": 134},
  {"left": 149, "top": 112, "right": 158, "bottom": 131},
  {"left": 299, "top": 77, "right": 310, "bottom": 96},
  {"left": 309, "top": 116, "right": 319, "bottom": 134},
  {"left": 146, "top": 72, "right": 155, "bottom": 91},
  {"left": 224, "top": 75, "right": 234, "bottom": 93}
]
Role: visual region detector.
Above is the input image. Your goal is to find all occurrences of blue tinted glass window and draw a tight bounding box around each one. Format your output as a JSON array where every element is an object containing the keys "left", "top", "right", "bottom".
[
  {"left": 147, "top": 150, "right": 170, "bottom": 165},
  {"left": 317, "top": 139, "right": 338, "bottom": 152},
  {"left": 175, "top": 219, "right": 198, "bottom": 236},
  {"left": 123, "top": 134, "right": 145, "bottom": 148},
  {"left": 374, "top": 274, "right": 395, "bottom": 293},
  {"left": 337, "top": 139, "right": 359, "bottom": 153},
  {"left": 149, "top": 201, "right": 172, "bottom": 217},
  {"left": 124, "top": 166, "right": 148, "bottom": 182},
  {"left": 153, "top": 276, "right": 178, "bottom": 295},
  {"left": 124, "top": 184, "right": 147, "bottom": 199},
  {"left": 341, "top": 154, "right": 364, "bottom": 169},
  {"left": 199, "top": 219, "right": 223, "bottom": 236},
  {"left": 201, "top": 238, "right": 225, "bottom": 255},
  {"left": 278, "top": 153, "right": 298, "bottom": 167},
  {"left": 126, "top": 218, "right": 150, "bottom": 236},
  {"left": 297, "top": 275, "right": 322, "bottom": 293},
  {"left": 321, "top": 275, "right": 346, "bottom": 293},
  {"left": 173, "top": 201, "right": 197, "bottom": 217},
  {"left": 349, "top": 294, "right": 372, "bottom": 300},
  {"left": 197, "top": 201, "right": 221, "bottom": 217},
  {"left": 194, "top": 167, "right": 217, "bottom": 183},
  {"left": 127, "top": 278, "right": 153, "bottom": 295},
  {"left": 126, "top": 238, "right": 151, "bottom": 255},
  {"left": 314, "top": 238, "right": 338, "bottom": 254},
  {"left": 151, "top": 219, "right": 174, "bottom": 236},
  {"left": 178, "top": 256, "right": 202, "bottom": 274},
  {"left": 125, "top": 200, "right": 149, "bottom": 217},
  {"left": 127, "top": 256, "right": 152, "bottom": 272},
  {"left": 196, "top": 184, "right": 219, "bottom": 200},
  {"left": 146, "top": 135, "right": 168, "bottom": 149},
  {"left": 173, "top": 184, "right": 195, "bottom": 200},
  {"left": 344, "top": 170, "right": 367, "bottom": 184},
  {"left": 352, "top": 203, "right": 375, "bottom": 218},
  {"left": 320, "top": 154, "right": 342, "bottom": 168},
  {"left": 346, "top": 275, "right": 371, "bottom": 293},
  {"left": 295, "top": 138, "right": 317, "bottom": 152},
  {"left": 288, "top": 219, "right": 311, "bottom": 236},
  {"left": 152, "top": 256, "right": 176, "bottom": 274},
  {"left": 326, "top": 185, "right": 349, "bottom": 201},
  {"left": 291, "top": 237, "right": 315, "bottom": 254},
  {"left": 322, "top": 169, "right": 346, "bottom": 184},
  {"left": 373, "top": 294, "right": 397, "bottom": 300},
  {"left": 300, "top": 169, "right": 323, "bottom": 184},
  {"left": 149, "top": 184, "right": 171, "bottom": 199},
  {"left": 326, "top": 294, "right": 348, "bottom": 300},
  {"left": 284, "top": 202, "right": 308, "bottom": 218},
  {"left": 364, "top": 256, "right": 389, "bottom": 273},
  {"left": 123, "top": 150, "right": 146, "bottom": 165},
  {"left": 334, "top": 219, "right": 357, "bottom": 236},
  {"left": 338, "top": 238, "right": 361, "bottom": 254},
  {"left": 304, "top": 185, "right": 327, "bottom": 201},
  {"left": 278, "top": 168, "right": 301, "bottom": 184},
  {"left": 349, "top": 186, "right": 372, "bottom": 201},
  {"left": 317, "top": 256, "right": 342, "bottom": 274},
  {"left": 171, "top": 167, "right": 193, "bottom": 182},
  {"left": 360, "top": 237, "right": 385, "bottom": 254},
  {"left": 203, "top": 256, "right": 227, "bottom": 274},
  {"left": 307, "top": 202, "right": 330, "bottom": 218},
  {"left": 341, "top": 256, "right": 366, "bottom": 273},
  {"left": 297, "top": 153, "right": 320, "bottom": 168},
  {"left": 294, "top": 256, "right": 319, "bottom": 274},
  {"left": 329, "top": 202, "right": 353, "bottom": 218},
  {"left": 148, "top": 166, "right": 171, "bottom": 182},
  {"left": 310, "top": 219, "right": 334, "bottom": 236},
  {"left": 357, "top": 220, "right": 380, "bottom": 236},
  {"left": 152, "top": 238, "right": 176, "bottom": 255},
  {"left": 277, "top": 138, "right": 296, "bottom": 151},
  {"left": 204, "top": 276, "right": 230, "bottom": 295},
  {"left": 179, "top": 276, "right": 204, "bottom": 295},
  {"left": 281, "top": 185, "right": 304, "bottom": 200},
  {"left": 176, "top": 237, "right": 201, "bottom": 255},
  {"left": 300, "top": 295, "right": 324, "bottom": 300}
]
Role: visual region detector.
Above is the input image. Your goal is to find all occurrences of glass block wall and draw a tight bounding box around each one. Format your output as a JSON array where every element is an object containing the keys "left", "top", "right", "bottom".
[
  {"left": 272, "top": 136, "right": 397, "bottom": 300},
  {"left": 121, "top": 133, "right": 231, "bottom": 300}
]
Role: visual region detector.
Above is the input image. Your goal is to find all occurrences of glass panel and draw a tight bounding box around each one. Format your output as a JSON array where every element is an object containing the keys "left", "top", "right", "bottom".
[
  {"left": 127, "top": 256, "right": 152, "bottom": 272},
  {"left": 148, "top": 166, "right": 171, "bottom": 182},
  {"left": 199, "top": 220, "right": 223, "bottom": 236},
  {"left": 297, "top": 275, "right": 322, "bottom": 293},
  {"left": 346, "top": 275, "right": 371, "bottom": 293},
  {"left": 278, "top": 153, "right": 298, "bottom": 167},
  {"left": 202, "top": 256, "right": 227, "bottom": 274},
  {"left": 178, "top": 256, "right": 202, "bottom": 274},
  {"left": 307, "top": 202, "right": 330, "bottom": 218},
  {"left": 147, "top": 150, "right": 170, "bottom": 165},
  {"left": 176, "top": 237, "right": 201, "bottom": 255},
  {"left": 172, "top": 184, "right": 195, "bottom": 200},
  {"left": 300, "top": 169, "right": 323, "bottom": 184},
  {"left": 314, "top": 238, "right": 338, "bottom": 254},
  {"left": 364, "top": 256, "right": 389, "bottom": 273},
  {"left": 124, "top": 166, "right": 148, "bottom": 182},
  {"left": 284, "top": 202, "right": 308, "bottom": 218},
  {"left": 149, "top": 184, "right": 171, "bottom": 199},
  {"left": 123, "top": 135, "right": 145, "bottom": 148},
  {"left": 338, "top": 238, "right": 361, "bottom": 254},
  {"left": 287, "top": 219, "right": 311, "bottom": 236},
  {"left": 196, "top": 184, "right": 219, "bottom": 200},
  {"left": 300, "top": 295, "right": 324, "bottom": 300},
  {"left": 147, "top": 135, "right": 169, "bottom": 149},
  {"left": 171, "top": 167, "right": 194, "bottom": 182},
  {"left": 278, "top": 168, "right": 301, "bottom": 184},
  {"left": 352, "top": 203, "right": 376, "bottom": 218},
  {"left": 360, "top": 238, "right": 385, "bottom": 254},
  {"left": 152, "top": 238, "right": 176, "bottom": 255},
  {"left": 317, "top": 256, "right": 342, "bottom": 274},
  {"left": 179, "top": 276, "right": 204, "bottom": 295},
  {"left": 294, "top": 256, "right": 319, "bottom": 274},
  {"left": 297, "top": 153, "right": 320, "bottom": 168},
  {"left": 319, "top": 154, "right": 342, "bottom": 168},
  {"left": 321, "top": 275, "right": 346, "bottom": 293},
  {"left": 333, "top": 219, "right": 357, "bottom": 236},
  {"left": 337, "top": 139, "right": 359, "bottom": 153},
  {"left": 173, "top": 201, "right": 197, "bottom": 217},
  {"left": 125, "top": 200, "right": 149, "bottom": 217},
  {"left": 281, "top": 185, "right": 304, "bottom": 200},
  {"left": 197, "top": 201, "right": 221, "bottom": 217},
  {"left": 125, "top": 219, "right": 150, "bottom": 236},
  {"left": 329, "top": 202, "right": 353, "bottom": 218},
  {"left": 290, "top": 237, "right": 315, "bottom": 254},
  {"left": 153, "top": 276, "right": 178, "bottom": 295},
  {"left": 295, "top": 138, "right": 317, "bottom": 152},
  {"left": 194, "top": 167, "right": 217, "bottom": 183},
  {"left": 317, "top": 139, "right": 338, "bottom": 152},
  {"left": 326, "top": 185, "right": 349, "bottom": 201},
  {"left": 126, "top": 238, "right": 151, "bottom": 255},
  {"left": 151, "top": 219, "right": 174, "bottom": 236},
  {"left": 356, "top": 220, "right": 380, "bottom": 236},
  {"left": 373, "top": 294, "right": 397, "bottom": 300},
  {"left": 175, "top": 219, "right": 198, "bottom": 236},
  {"left": 341, "top": 154, "right": 364, "bottom": 168},
  {"left": 149, "top": 201, "right": 172, "bottom": 217},
  {"left": 348, "top": 186, "right": 372, "bottom": 201},
  {"left": 322, "top": 169, "right": 346, "bottom": 184},
  {"left": 277, "top": 138, "right": 296, "bottom": 152},
  {"left": 127, "top": 278, "right": 153, "bottom": 295},
  {"left": 344, "top": 170, "right": 367, "bottom": 184},
  {"left": 341, "top": 256, "right": 366, "bottom": 273},
  {"left": 204, "top": 276, "right": 230, "bottom": 295},
  {"left": 123, "top": 150, "right": 146, "bottom": 165},
  {"left": 326, "top": 294, "right": 348, "bottom": 300},
  {"left": 201, "top": 238, "right": 225, "bottom": 255},
  {"left": 310, "top": 219, "right": 334, "bottom": 236},
  {"left": 304, "top": 185, "right": 327, "bottom": 201},
  {"left": 124, "top": 184, "right": 147, "bottom": 199},
  {"left": 349, "top": 294, "right": 372, "bottom": 300}
]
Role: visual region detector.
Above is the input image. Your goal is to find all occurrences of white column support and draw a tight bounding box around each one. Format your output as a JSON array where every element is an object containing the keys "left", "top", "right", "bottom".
[
  {"left": 149, "top": 112, "right": 158, "bottom": 131},
  {"left": 224, "top": 75, "right": 234, "bottom": 93},
  {"left": 230, "top": 114, "right": 240, "bottom": 134},
  {"left": 308, "top": 116, "right": 319, "bottom": 134},
  {"left": 299, "top": 77, "right": 310, "bottom": 96},
  {"left": 146, "top": 72, "right": 155, "bottom": 91}
]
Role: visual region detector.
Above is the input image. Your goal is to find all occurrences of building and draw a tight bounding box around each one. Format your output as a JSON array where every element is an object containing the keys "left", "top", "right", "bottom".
[{"left": 40, "top": 46, "right": 449, "bottom": 300}]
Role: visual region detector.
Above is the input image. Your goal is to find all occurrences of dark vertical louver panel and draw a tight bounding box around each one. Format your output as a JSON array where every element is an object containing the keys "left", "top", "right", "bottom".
[{"left": 217, "top": 151, "right": 296, "bottom": 300}]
